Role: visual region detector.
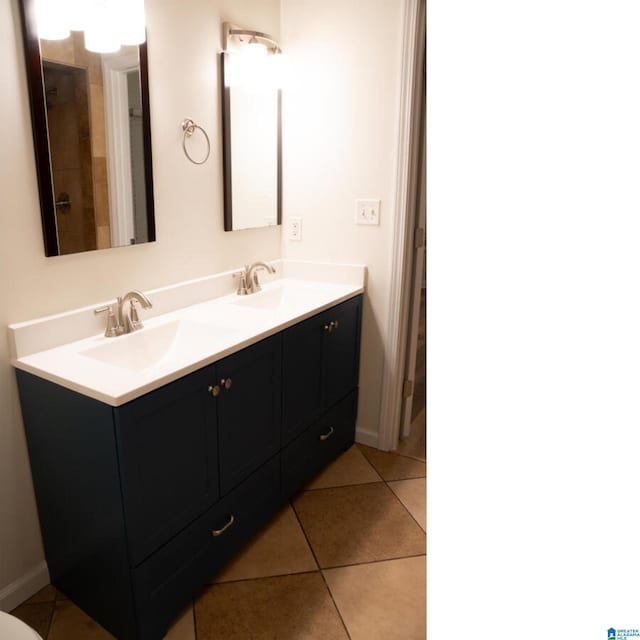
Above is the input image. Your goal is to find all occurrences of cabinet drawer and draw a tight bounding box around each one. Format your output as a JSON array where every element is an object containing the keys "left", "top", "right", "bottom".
[
  {"left": 133, "top": 456, "right": 282, "bottom": 640},
  {"left": 282, "top": 390, "right": 357, "bottom": 497}
]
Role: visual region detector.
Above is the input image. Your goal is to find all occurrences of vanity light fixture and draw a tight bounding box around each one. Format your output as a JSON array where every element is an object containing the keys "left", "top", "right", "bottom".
[
  {"left": 35, "top": 0, "right": 146, "bottom": 54},
  {"left": 223, "top": 23, "right": 282, "bottom": 56},
  {"left": 222, "top": 22, "right": 287, "bottom": 88}
]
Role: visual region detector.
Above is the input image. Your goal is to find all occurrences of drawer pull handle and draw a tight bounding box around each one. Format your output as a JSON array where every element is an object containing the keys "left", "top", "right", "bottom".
[
  {"left": 221, "top": 378, "right": 233, "bottom": 390},
  {"left": 208, "top": 385, "right": 220, "bottom": 397},
  {"left": 319, "top": 426, "right": 335, "bottom": 441},
  {"left": 323, "top": 320, "right": 340, "bottom": 333},
  {"left": 211, "top": 514, "right": 235, "bottom": 537}
]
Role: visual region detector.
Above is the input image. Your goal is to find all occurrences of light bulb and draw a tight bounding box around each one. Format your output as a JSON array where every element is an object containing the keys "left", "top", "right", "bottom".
[
  {"left": 84, "top": 0, "right": 120, "bottom": 53},
  {"left": 36, "top": 0, "right": 70, "bottom": 40},
  {"left": 66, "top": 0, "right": 89, "bottom": 31},
  {"left": 116, "top": 0, "right": 145, "bottom": 45},
  {"left": 244, "top": 39, "right": 268, "bottom": 60}
]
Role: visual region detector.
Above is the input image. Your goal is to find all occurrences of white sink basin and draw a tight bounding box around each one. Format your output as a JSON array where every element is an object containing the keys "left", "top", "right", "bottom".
[
  {"left": 80, "top": 319, "right": 236, "bottom": 373},
  {"left": 231, "top": 287, "right": 287, "bottom": 310},
  {"left": 230, "top": 280, "right": 342, "bottom": 312}
]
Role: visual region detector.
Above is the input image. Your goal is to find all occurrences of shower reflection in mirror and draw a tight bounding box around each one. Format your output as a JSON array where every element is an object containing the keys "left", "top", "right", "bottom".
[{"left": 18, "top": 0, "right": 155, "bottom": 256}]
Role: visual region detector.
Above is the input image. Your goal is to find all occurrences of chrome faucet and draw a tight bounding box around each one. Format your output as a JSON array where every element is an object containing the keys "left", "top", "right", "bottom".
[
  {"left": 95, "top": 290, "right": 153, "bottom": 337},
  {"left": 235, "top": 261, "right": 276, "bottom": 295}
]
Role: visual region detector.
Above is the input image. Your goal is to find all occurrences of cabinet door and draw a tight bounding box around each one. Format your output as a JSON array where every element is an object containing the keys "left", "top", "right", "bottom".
[
  {"left": 216, "top": 334, "right": 282, "bottom": 495},
  {"left": 321, "top": 296, "right": 362, "bottom": 410},
  {"left": 115, "top": 366, "right": 218, "bottom": 566},
  {"left": 282, "top": 313, "right": 324, "bottom": 444}
]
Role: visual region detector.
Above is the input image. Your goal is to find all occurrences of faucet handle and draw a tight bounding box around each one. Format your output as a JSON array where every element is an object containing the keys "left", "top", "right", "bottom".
[
  {"left": 128, "top": 299, "right": 144, "bottom": 331},
  {"left": 233, "top": 270, "right": 249, "bottom": 296},
  {"left": 251, "top": 270, "right": 263, "bottom": 293},
  {"left": 94, "top": 305, "right": 122, "bottom": 337}
]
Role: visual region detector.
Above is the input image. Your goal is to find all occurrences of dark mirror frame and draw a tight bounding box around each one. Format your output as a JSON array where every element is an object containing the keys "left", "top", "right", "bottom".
[
  {"left": 17, "top": 0, "right": 156, "bottom": 257},
  {"left": 220, "top": 52, "right": 282, "bottom": 232}
]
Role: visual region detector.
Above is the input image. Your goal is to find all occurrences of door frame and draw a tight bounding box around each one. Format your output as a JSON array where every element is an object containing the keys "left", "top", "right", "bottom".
[
  {"left": 102, "top": 51, "right": 138, "bottom": 247},
  {"left": 377, "top": 0, "right": 426, "bottom": 451}
]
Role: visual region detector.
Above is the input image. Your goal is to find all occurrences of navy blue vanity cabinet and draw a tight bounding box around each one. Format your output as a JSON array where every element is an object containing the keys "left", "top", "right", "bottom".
[
  {"left": 15, "top": 294, "right": 362, "bottom": 640},
  {"left": 282, "top": 295, "right": 362, "bottom": 445}
]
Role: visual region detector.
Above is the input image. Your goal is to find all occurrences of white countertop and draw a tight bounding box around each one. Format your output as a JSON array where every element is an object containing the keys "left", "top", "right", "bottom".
[{"left": 9, "top": 261, "right": 365, "bottom": 406}]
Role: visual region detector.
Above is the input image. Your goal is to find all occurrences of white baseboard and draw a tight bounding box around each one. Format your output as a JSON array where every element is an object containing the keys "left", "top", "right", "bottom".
[
  {"left": 0, "top": 562, "right": 49, "bottom": 612},
  {"left": 355, "top": 426, "right": 379, "bottom": 449}
]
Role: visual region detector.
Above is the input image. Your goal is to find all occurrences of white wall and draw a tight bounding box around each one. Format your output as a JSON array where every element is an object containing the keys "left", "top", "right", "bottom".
[
  {"left": 280, "top": 0, "right": 404, "bottom": 443},
  {"left": 0, "top": 0, "right": 281, "bottom": 608}
]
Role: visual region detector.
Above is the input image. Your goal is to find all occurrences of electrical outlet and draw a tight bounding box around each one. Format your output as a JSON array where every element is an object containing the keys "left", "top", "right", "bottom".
[
  {"left": 355, "top": 199, "right": 380, "bottom": 225},
  {"left": 289, "top": 216, "right": 302, "bottom": 241}
]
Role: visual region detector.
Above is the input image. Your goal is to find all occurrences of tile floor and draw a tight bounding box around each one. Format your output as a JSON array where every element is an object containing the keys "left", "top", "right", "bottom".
[{"left": 11, "top": 444, "right": 426, "bottom": 640}]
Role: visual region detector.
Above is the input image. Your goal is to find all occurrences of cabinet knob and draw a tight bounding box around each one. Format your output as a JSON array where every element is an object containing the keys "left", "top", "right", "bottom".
[
  {"left": 208, "top": 385, "right": 221, "bottom": 397},
  {"left": 323, "top": 320, "right": 339, "bottom": 333},
  {"left": 211, "top": 514, "right": 235, "bottom": 537},
  {"left": 221, "top": 378, "right": 233, "bottom": 390},
  {"left": 319, "top": 426, "right": 335, "bottom": 441}
]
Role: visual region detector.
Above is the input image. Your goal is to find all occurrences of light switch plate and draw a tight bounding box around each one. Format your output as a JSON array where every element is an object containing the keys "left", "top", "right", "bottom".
[{"left": 355, "top": 199, "right": 380, "bottom": 225}]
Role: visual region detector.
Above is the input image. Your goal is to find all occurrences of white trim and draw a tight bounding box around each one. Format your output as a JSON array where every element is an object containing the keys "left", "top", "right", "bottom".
[
  {"left": 377, "top": 0, "right": 424, "bottom": 451},
  {"left": 0, "top": 562, "right": 49, "bottom": 613},
  {"left": 102, "top": 54, "right": 137, "bottom": 247},
  {"left": 400, "top": 87, "right": 426, "bottom": 439},
  {"left": 355, "top": 427, "right": 379, "bottom": 449}
]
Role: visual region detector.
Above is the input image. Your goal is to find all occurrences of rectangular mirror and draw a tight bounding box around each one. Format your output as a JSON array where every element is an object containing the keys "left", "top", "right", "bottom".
[
  {"left": 221, "top": 51, "right": 282, "bottom": 231},
  {"left": 18, "top": 0, "right": 156, "bottom": 256}
]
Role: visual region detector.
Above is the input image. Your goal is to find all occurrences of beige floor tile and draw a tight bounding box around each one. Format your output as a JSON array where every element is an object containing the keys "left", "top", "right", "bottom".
[
  {"left": 388, "top": 477, "right": 426, "bottom": 531},
  {"left": 293, "top": 483, "right": 425, "bottom": 568},
  {"left": 9, "top": 602, "right": 54, "bottom": 639},
  {"left": 306, "top": 444, "right": 382, "bottom": 489},
  {"left": 324, "top": 556, "right": 426, "bottom": 640},
  {"left": 211, "top": 504, "right": 317, "bottom": 583},
  {"left": 195, "top": 573, "right": 348, "bottom": 639},
  {"left": 23, "top": 584, "right": 57, "bottom": 604},
  {"left": 163, "top": 604, "right": 195, "bottom": 640},
  {"left": 358, "top": 444, "right": 426, "bottom": 480},
  {"left": 48, "top": 600, "right": 115, "bottom": 640}
]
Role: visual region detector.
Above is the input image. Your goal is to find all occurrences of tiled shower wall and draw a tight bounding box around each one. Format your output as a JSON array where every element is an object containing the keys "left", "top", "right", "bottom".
[{"left": 40, "top": 33, "right": 110, "bottom": 252}]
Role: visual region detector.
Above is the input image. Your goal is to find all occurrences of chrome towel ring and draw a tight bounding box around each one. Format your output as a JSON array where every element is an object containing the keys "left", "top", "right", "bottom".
[{"left": 181, "top": 118, "right": 211, "bottom": 165}]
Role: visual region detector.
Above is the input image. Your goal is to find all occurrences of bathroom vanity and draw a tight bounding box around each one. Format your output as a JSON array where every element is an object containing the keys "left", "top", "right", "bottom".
[{"left": 10, "top": 264, "right": 364, "bottom": 640}]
